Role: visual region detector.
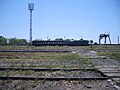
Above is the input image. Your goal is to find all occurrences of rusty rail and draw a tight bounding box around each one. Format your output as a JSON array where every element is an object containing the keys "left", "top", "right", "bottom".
[
  {"left": 0, "top": 50, "right": 71, "bottom": 53},
  {"left": 0, "top": 76, "right": 109, "bottom": 80}
]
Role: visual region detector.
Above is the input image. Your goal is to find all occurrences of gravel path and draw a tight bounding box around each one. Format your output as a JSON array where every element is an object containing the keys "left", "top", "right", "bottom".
[
  {"left": 0, "top": 70, "right": 103, "bottom": 78},
  {"left": 0, "top": 80, "right": 117, "bottom": 90},
  {"left": 72, "top": 46, "right": 120, "bottom": 89},
  {"left": 78, "top": 48, "right": 120, "bottom": 89}
]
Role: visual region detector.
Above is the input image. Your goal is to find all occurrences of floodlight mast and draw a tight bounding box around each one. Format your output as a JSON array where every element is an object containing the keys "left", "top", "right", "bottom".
[{"left": 28, "top": 3, "right": 34, "bottom": 45}]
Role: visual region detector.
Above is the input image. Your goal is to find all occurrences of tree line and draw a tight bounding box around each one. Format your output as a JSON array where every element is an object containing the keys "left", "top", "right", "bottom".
[
  {"left": 0, "top": 36, "right": 28, "bottom": 45},
  {"left": 0, "top": 36, "right": 96, "bottom": 45}
]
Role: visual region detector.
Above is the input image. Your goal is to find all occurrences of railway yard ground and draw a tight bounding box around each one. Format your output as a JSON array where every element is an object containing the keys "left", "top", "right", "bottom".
[{"left": 0, "top": 45, "right": 120, "bottom": 90}]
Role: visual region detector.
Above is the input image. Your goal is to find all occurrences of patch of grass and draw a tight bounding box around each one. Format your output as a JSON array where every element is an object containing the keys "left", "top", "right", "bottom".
[
  {"left": 0, "top": 46, "right": 69, "bottom": 50},
  {"left": 80, "top": 56, "right": 96, "bottom": 69},
  {"left": 97, "top": 52, "right": 120, "bottom": 60},
  {"left": 97, "top": 52, "right": 106, "bottom": 56},
  {"left": 61, "top": 53, "right": 79, "bottom": 61},
  {"left": 81, "top": 57, "right": 92, "bottom": 65},
  {"left": 110, "top": 52, "right": 120, "bottom": 60}
]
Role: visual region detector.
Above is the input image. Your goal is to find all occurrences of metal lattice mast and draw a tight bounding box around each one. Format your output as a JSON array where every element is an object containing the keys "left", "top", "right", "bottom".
[{"left": 28, "top": 3, "right": 34, "bottom": 45}]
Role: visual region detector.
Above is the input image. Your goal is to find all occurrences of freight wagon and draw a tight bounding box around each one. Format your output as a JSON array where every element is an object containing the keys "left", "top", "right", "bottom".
[{"left": 32, "top": 39, "right": 89, "bottom": 46}]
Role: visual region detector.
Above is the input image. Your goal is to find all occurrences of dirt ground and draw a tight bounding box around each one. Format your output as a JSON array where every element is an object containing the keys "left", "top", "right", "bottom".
[
  {"left": 0, "top": 45, "right": 120, "bottom": 90},
  {"left": 0, "top": 80, "right": 117, "bottom": 90}
]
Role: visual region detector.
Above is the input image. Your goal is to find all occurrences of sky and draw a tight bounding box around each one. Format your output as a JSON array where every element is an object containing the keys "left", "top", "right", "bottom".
[{"left": 0, "top": 0, "right": 120, "bottom": 44}]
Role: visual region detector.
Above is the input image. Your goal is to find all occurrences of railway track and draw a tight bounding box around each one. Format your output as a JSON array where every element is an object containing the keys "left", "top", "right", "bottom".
[
  {"left": 0, "top": 67, "right": 119, "bottom": 81},
  {"left": 0, "top": 68, "right": 108, "bottom": 80},
  {"left": 0, "top": 46, "right": 120, "bottom": 90},
  {"left": 0, "top": 76, "right": 109, "bottom": 80},
  {"left": 97, "top": 66, "right": 120, "bottom": 84},
  {"left": 0, "top": 67, "right": 95, "bottom": 71},
  {"left": 0, "top": 67, "right": 120, "bottom": 90},
  {"left": 0, "top": 50, "right": 71, "bottom": 53}
]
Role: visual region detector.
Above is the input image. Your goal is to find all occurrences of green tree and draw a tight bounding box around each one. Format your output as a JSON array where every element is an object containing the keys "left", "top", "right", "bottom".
[
  {"left": 9, "top": 38, "right": 16, "bottom": 45},
  {"left": 16, "top": 39, "right": 27, "bottom": 44},
  {"left": 9, "top": 38, "right": 27, "bottom": 45},
  {"left": 90, "top": 40, "right": 93, "bottom": 44},
  {"left": 89, "top": 40, "right": 94, "bottom": 48},
  {"left": 55, "top": 38, "right": 63, "bottom": 41},
  {"left": 0, "top": 37, "right": 7, "bottom": 45}
]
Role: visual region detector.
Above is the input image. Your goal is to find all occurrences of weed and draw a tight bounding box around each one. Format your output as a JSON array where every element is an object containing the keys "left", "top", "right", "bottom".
[{"left": 81, "top": 57, "right": 91, "bottom": 65}]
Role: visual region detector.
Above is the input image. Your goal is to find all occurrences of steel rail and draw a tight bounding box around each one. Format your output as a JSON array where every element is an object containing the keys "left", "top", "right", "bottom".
[
  {"left": 0, "top": 76, "right": 109, "bottom": 80},
  {"left": 0, "top": 50, "right": 71, "bottom": 53},
  {"left": 0, "top": 67, "right": 96, "bottom": 71},
  {"left": 107, "top": 76, "right": 120, "bottom": 78},
  {"left": 0, "top": 68, "right": 107, "bottom": 78}
]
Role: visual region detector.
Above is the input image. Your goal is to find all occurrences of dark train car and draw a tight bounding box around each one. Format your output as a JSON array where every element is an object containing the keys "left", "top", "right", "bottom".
[
  {"left": 66, "top": 40, "right": 89, "bottom": 46},
  {"left": 32, "top": 39, "right": 89, "bottom": 46},
  {"left": 32, "top": 40, "right": 66, "bottom": 46}
]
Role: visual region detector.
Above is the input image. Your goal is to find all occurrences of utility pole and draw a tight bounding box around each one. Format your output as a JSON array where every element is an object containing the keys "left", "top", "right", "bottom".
[
  {"left": 28, "top": 3, "right": 34, "bottom": 45},
  {"left": 118, "top": 36, "right": 119, "bottom": 44}
]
